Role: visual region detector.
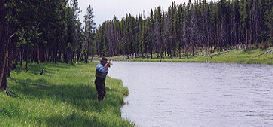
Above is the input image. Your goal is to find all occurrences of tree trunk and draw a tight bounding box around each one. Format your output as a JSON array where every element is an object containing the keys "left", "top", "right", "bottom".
[
  {"left": 179, "top": 46, "right": 182, "bottom": 59},
  {"left": 37, "top": 45, "right": 40, "bottom": 64},
  {"left": 192, "top": 45, "right": 195, "bottom": 56},
  {"left": 20, "top": 49, "right": 23, "bottom": 69},
  {"left": 1, "top": 65, "right": 8, "bottom": 90},
  {"left": 0, "top": 1, "right": 9, "bottom": 90},
  {"left": 25, "top": 47, "right": 29, "bottom": 71},
  {"left": 150, "top": 50, "right": 153, "bottom": 59},
  {"left": 91, "top": 55, "right": 94, "bottom": 62},
  {"left": 0, "top": 47, "right": 8, "bottom": 90},
  {"left": 186, "top": 47, "right": 189, "bottom": 59},
  {"left": 85, "top": 53, "right": 88, "bottom": 63},
  {"left": 7, "top": 49, "right": 12, "bottom": 78}
]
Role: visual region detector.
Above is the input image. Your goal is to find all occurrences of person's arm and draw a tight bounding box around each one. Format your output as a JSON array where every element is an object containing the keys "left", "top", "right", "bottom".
[
  {"left": 104, "top": 62, "right": 110, "bottom": 69},
  {"left": 98, "top": 64, "right": 108, "bottom": 73}
]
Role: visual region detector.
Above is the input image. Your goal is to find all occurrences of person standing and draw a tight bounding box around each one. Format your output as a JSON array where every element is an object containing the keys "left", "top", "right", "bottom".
[{"left": 95, "top": 57, "right": 111, "bottom": 101}]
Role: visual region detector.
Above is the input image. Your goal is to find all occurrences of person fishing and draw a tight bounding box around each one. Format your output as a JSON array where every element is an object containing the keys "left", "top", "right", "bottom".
[{"left": 95, "top": 57, "right": 112, "bottom": 101}]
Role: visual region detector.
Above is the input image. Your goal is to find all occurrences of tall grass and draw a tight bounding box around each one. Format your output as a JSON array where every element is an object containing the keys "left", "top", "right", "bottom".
[{"left": 0, "top": 62, "right": 133, "bottom": 127}]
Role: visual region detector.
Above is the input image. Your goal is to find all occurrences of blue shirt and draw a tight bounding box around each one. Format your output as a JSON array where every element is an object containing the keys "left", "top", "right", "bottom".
[{"left": 96, "top": 63, "right": 108, "bottom": 77}]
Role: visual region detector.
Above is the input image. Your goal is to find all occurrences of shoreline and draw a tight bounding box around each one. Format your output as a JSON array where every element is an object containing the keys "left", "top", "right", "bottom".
[{"left": 107, "top": 48, "right": 273, "bottom": 65}]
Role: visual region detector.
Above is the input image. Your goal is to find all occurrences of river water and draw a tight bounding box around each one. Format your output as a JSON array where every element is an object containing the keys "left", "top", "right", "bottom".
[{"left": 108, "top": 62, "right": 273, "bottom": 127}]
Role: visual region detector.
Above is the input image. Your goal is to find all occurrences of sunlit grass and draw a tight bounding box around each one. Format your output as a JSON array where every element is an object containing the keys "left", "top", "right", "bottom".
[
  {"left": 0, "top": 62, "right": 133, "bottom": 127},
  {"left": 130, "top": 48, "right": 273, "bottom": 65}
]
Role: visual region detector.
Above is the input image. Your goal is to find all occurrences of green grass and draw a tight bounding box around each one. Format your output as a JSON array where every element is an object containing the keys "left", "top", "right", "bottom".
[
  {"left": 129, "top": 48, "right": 273, "bottom": 65},
  {"left": 0, "top": 62, "right": 133, "bottom": 127}
]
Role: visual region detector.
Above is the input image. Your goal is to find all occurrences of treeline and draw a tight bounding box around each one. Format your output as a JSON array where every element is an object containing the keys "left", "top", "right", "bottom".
[
  {"left": 0, "top": 0, "right": 95, "bottom": 90},
  {"left": 96, "top": 0, "right": 273, "bottom": 58}
]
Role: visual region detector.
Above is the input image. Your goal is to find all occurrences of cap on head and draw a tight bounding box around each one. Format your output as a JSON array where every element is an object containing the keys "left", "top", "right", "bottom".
[{"left": 101, "top": 57, "right": 108, "bottom": 62}]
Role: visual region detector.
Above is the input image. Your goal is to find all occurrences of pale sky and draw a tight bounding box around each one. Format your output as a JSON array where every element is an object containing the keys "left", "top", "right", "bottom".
[{"left": 78, "top": 0, "right": 217, "bottom": 26}]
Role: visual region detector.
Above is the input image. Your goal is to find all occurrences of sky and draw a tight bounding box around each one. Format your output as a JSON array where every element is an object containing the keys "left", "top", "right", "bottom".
[{"left": 78, "top": 0, "right": 217, "bottom": 26}]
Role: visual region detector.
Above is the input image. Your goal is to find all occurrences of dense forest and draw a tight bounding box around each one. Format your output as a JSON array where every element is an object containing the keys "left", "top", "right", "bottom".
[
  {"left": 96, "top": 0, "right": 273, "bottom": 58},
  {"left": 0, "top": 0, "right": 95, "bottom": 90},
  {"left": 1, "top": 0, "right": 273, "bottom": 90}
]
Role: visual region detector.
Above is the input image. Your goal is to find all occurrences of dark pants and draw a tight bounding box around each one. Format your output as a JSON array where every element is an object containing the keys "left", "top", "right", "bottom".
[{"left": 95, "top": 77, "right": 106, "bottom": 101}]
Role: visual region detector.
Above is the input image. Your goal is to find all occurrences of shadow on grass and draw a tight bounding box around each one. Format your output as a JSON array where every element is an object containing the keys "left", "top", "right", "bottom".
[{"left": 11, "top": 78, "right": 126, "bottom": 126}]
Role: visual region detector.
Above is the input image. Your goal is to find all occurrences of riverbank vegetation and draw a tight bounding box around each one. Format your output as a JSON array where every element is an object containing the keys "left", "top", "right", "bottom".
[
  {"left": 0, "top": 63, "right": 132, "bottom": 127},
  {"left": 129, "top": 48, "right": 273, "bottom": 65}
]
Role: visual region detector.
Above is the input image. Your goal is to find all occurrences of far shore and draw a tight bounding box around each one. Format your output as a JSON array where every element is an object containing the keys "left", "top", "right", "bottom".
[{"left": 100, "top": 48, "right": 273, "bottom": 65}]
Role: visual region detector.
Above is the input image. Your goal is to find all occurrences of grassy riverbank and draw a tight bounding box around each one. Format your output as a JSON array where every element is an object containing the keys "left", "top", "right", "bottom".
[
  {"left": 0, "top": 63, "right": 133, "bottom": 127},
  {"left": 112, "top": 48, "right": 273, "bottom": 65}
]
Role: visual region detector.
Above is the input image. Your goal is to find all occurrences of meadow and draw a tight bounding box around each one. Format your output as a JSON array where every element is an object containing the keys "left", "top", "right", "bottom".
[{"left": 0, "top": 62, "right": 133, "bottom": 127}]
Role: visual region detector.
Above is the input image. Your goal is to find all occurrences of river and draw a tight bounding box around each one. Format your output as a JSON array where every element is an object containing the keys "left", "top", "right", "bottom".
[{"left": 108, "top": 62, "right": 273, "bottom": 127}]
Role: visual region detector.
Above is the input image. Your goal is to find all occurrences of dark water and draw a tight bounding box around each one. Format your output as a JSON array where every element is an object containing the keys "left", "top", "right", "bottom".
[{"left": 108, "top": 62, "right": 273, "bottom": 127}]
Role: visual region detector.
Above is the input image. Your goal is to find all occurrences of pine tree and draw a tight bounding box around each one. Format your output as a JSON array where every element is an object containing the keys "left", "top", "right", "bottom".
[{"left": 84, "top": 5, "right": 96, "bottom": 62}]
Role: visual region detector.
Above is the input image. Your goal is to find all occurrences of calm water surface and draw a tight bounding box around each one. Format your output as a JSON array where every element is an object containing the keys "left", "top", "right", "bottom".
[{"left": 109, "top": 62, "right": 273, "bottom": 127}]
